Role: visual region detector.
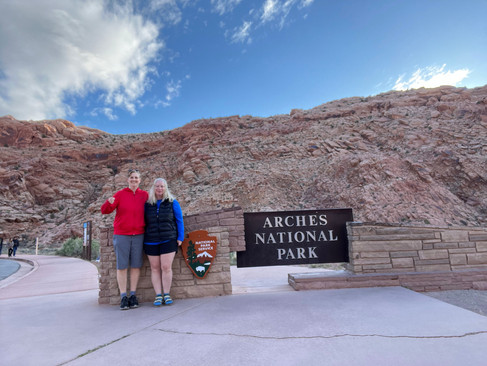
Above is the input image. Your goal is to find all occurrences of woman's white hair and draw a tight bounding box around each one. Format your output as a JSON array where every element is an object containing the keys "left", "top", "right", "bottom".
[{"left": 148, "top": 178, "right": 175, "bottom": 204}]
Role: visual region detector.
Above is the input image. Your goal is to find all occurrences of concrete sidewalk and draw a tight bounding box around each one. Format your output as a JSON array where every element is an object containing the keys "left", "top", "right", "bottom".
[
  {"left": 1, "top": 256, "right": 487, "bottom": 365},
  {"left": 0, "top": 255, "right": 98, "bottom": 299}
]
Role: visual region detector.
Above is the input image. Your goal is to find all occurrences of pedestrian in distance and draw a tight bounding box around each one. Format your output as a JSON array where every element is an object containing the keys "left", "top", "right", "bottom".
[
  {"left": 12, "top": 237, "right": 19, "bottom": 256},
  {"left": 101, "top": 169, "right": 148, "bottom": 310},
  {"left": 8, "top": 238, "right": 13, "bottom": 257},
  {"left": 144, "top": 178, "right": 184, "bottom": 306},
  {"left": 0, "top": 234, "right": 3, "bottom": 256}
]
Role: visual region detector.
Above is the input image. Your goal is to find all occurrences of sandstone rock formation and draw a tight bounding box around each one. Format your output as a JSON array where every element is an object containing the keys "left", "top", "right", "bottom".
[{"left": 1, "top": 85, "right": 486, "bottom": 247}]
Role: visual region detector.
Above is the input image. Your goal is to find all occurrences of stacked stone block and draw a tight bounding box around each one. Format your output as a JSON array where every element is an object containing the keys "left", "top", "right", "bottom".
[
  {"left": 348, "top": 223, "right": 487, "bottom": 274},
  {"left": 98, "top": 207, "right": 244, "bottom": 305},
  {"left": 290, "top": 223, "right": 487, "bottom": 292},
  {"left": 184, "top": 207, "right": 245, "bottom": 251}
]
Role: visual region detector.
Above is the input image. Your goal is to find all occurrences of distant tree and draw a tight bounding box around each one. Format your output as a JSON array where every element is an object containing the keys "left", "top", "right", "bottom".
[{"left": 56, "top": 237, "right": 100, "bottom": 260}]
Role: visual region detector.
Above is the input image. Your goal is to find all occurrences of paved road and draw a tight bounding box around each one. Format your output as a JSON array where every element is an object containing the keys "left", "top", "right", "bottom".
[
  {"left": 2, "top": 255, "right": 487, "bottom": 366},
  {"left": 0, "top": 258, "right": 19, "bottom": 280}
]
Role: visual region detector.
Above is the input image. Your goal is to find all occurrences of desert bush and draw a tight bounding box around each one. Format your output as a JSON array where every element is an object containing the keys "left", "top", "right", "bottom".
[
  {"left": 56, "top": 237, "right": 100, "bottom": 261},
  {"left": 229, "top": 251, "right": 237, "bottom": 266}
]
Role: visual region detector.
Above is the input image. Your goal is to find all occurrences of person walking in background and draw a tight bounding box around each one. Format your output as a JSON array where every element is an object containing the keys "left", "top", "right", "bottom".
[
  {"left": 0, "top": 235, "right": 3, "bottom": 256},
  {"left": 12, "top": 237, "right": 19, "bottom": 256},
  {"left": 144, "top": 178, "right": 184, "bottom": 306},
  {"left": 101, "top": 169, "right": 148, "bottom": 310},
  {"left": 8, "top": 238, "right": 13, "bottom": 257}
]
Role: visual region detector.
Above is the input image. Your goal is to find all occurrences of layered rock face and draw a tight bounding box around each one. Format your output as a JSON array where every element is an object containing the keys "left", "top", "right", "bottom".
[{"left": 1, "top": 85, "right": 486, "bottom": 246}]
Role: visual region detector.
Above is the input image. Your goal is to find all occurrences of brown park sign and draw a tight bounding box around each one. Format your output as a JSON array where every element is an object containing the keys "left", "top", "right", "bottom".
[
  {"left": 237, "top": 208, "right": 353, "bottom": 267},
  {"left": 181, "top": 230, "right": 217, "bottom": 279}
]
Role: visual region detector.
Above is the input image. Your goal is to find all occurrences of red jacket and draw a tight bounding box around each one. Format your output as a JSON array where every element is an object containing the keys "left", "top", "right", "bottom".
[{"left": 101, "top": 188, "right": 148, "bottom": 235}]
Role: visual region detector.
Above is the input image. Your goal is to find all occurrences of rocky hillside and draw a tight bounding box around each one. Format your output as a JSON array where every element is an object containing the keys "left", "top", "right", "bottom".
[{"left": 1, "top": 85, "right": 486, "bottom": 246}]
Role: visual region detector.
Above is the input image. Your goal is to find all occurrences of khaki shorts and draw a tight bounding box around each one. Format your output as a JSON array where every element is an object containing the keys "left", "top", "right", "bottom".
[{"left": 113, "top": 234, "right": 144, "bottom": 270}]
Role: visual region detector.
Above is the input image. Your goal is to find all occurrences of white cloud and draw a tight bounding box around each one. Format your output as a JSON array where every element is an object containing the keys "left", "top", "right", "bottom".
[
  {"left": 262, "top": 0, "right": 314, "bottom": 26},
  {"left": 261, "top": 0, "right": 279, "bottom": 22},
  {"left": 211, "top": 0, "right": 244, "bottom": 15},
  {"left": 393, "top": 64, "right": 471, "bottom": 91},
  {"left": 300, "top": 0, "right": 314, "bottom": 7},
  {"left": 156, "top": 77, "right": 186, "bottom": 108},
  {"left": 228, "top": 0, "right": 314, "bottom": 43},
  {"left": 148, "top": 0, "right": 182, "bottom": 25},
  {"left": 165, "top": 79, "right": 182, "bottom": 101},
  {"left": 0, "top": 0, "right": 163, "bottom": 121},
  {"left": 91, "top": 107, "right": 118, "bottom": 121},
  {"left": 230, "top": 21, "right": 253, "bottom": 44}
]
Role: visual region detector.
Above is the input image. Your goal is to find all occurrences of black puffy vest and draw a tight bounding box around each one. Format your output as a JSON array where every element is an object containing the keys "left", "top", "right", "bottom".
[{"left": 144, "top": 200, "right": 177, "bottom": 243}]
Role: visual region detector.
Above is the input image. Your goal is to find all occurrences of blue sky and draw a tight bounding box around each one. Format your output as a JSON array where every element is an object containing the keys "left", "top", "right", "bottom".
[{"left": 1, "top": 0, "right": 486, "bottom": 135}]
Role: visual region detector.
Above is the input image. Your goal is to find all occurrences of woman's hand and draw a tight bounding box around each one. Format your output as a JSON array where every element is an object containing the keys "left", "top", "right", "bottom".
[
  {"left": 108, "top": 197, "right": 115, "bottom": 204},
  {"left": 177, "top": 240, "right": 182, "bottom": 246}
]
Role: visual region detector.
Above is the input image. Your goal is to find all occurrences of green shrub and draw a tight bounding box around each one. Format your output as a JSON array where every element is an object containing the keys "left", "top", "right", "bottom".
[
  {"left": 56, "top": 237, "right": 100, "bottom": 261},
  {"left": 229, "top": 251, "right": 237, "bottom": 266}
]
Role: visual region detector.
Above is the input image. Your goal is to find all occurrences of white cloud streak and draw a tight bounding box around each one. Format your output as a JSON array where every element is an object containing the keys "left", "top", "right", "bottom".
[
  {"left": 229, "top": 0, "right": 314, "bottom": 43},
  {"left": 231, "top": 21, "right": 253, "bottom": 44},
  {"left": 0, "top": 0, "right": 163, "bottom": 121},
  {"left": 148, "top": 0, "right": 183, "bottom": 25},
  {"left": 156, "top": 76, "right": 189, "bottom": 108},
  {"left": 261, "top": 0, "right": 279, "bottom": 22},
  {"left": 91, "top": 107, "right": 118, "bottom": 121},
  {"left": 165, "top": 79, "right": 182, "bottom": 102},
  {"left": 211, "top": 0, "right": 244, "bottom": 15},
  {"left": 300, "top": 0, "right": 314, "bottom": 7},
  {"left": 393, "top": 64, "right": 471, "bottom": 91}
]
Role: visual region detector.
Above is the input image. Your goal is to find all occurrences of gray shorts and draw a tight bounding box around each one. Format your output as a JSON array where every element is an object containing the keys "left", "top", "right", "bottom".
[{"left": 113, "top": 234, "right": 144, "bottom": 270}]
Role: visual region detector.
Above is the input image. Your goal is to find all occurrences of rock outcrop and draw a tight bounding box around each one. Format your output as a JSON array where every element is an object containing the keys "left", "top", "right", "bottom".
[{"left": 1, "top": 85, "right": 486, "bottom": 246}]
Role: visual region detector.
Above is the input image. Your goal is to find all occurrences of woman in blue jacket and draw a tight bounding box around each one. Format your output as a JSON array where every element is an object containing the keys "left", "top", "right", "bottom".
[{"left": 144, "top": 178, "right": 184, "bottom": 306}]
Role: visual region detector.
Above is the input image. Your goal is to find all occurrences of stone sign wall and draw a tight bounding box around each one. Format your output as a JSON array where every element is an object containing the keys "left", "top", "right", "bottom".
[
  {"left": 98, "top": 207, "right": 244, "bottom": 305},
  {"left": 99, "top": 206, "right": 487, "bottom": 301},
  {"left": 347, "top": 223, "right": 487, "bottom": 274},
  {"left": 290, "top": 222, "right": 487, "bottom": 292}
]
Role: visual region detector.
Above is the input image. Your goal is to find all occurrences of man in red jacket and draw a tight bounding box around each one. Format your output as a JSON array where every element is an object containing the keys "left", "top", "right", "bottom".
[{"left": 101, "top": 169, "right": 148, "bottom": 310}]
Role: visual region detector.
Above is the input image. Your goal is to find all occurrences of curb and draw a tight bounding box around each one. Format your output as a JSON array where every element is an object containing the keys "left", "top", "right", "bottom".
[{"left": 0, "top": 257, "right": 37, "bottom": 289}]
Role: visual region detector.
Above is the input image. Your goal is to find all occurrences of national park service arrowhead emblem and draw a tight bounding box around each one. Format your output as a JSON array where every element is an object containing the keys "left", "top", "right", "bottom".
[{"left": 181, "top": 230, "right": 217, "bottom": 279}]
